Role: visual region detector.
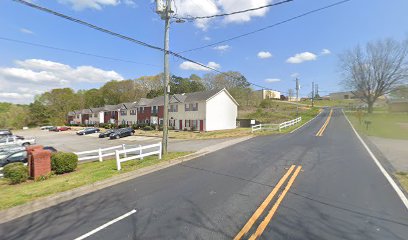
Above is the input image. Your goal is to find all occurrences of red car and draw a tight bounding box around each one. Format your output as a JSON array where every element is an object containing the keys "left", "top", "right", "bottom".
[{"left": 50, "top": 126, "right": 71, "bottom": 132}]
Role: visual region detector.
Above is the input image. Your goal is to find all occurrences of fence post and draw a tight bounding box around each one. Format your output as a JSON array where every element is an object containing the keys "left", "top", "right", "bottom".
[
  {"left": 278, "top": 123, "right": 281, "bottom": 132},
  {"left": 139, "top": 144, "right": 143, "bottom": 160},
  {"left": 115, "top": 150, "right": 121, "bottom": 171},
  {"left": 159, "top": 143, "right": 162, "bottom": 160},
  {"left": 98, "top": 148, "right": 102, "bottom": 162},
  {"left": 122, "top": 144, "right": 127, "bottom": 158}
]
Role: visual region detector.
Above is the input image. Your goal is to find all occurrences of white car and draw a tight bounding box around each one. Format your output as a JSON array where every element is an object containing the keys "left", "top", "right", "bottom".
[
  {"left": 0, "top": 136, "right": 36, "bottom": 147},
  {"left": 40, "top": 126, "right": 54, "bottom": 130}
]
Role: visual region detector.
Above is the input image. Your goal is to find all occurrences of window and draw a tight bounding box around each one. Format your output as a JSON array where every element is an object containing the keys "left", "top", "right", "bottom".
[
  {"left": 169, "top": 104, "right": 178, "bottom": 112},
  {"left": 152, "top": 106, "right": 157, "bottom": 114},
  {"left": 185, "top": 103, "right": 198, "bottom": 111},
  {"left": 94, "top": 113, "right": 98, "bottom": 117},
  {"left": 76, "top": 115, "right": 80, "bottom": 118},
  {"left": 120, "top": 110, "right": 127, "bottom": 116},
  {"left": 139, "top": 107, "right": 144, "bottom": 113},
  {"left": 192, "top": 103, "right": 198, "bottom": 111},
  {"left": 145, "top": 119, "right": 149, "bottom": 124},
  {"left": 130, "top": 110, "right": 137, "bottom": 115}
]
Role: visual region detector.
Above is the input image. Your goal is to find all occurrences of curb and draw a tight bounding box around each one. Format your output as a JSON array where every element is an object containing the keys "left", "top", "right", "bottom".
[{"left": 0, "top": 135, "right": 253, "bottom": 224}]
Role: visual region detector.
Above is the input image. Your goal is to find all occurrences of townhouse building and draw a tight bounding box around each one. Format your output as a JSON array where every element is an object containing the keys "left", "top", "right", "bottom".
[{"left": 67, "top": 88, "right": 238, "bottom": 131}]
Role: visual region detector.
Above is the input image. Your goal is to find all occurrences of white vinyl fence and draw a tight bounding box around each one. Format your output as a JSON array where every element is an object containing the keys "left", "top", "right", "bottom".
[
  {"left": 252, "top": 117, "right": 302, "bottom": 133},
  {"left": 74, "top": 144, "right": 127, "bottom": 162},
  {"left": 115, "top": 142, "right": 162, "bottom": 171}
]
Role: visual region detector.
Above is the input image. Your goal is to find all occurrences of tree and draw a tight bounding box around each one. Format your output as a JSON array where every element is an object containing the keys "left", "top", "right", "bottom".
[
  {"left": 339, "top": 38, "right": 408, "bottom": 113},
  {"left": 100, "top": 80, "right": 146, "bottom": 104}
]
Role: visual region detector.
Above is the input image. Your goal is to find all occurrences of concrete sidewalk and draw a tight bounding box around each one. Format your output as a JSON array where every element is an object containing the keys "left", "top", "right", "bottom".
[{"left": 369, "top": 136, "right": 408, "bottom": 172}]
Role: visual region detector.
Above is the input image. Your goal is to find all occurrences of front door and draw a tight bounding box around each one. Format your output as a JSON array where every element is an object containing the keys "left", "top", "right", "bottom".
[
  {"left": 179, "top": 120, "right": 182, "bottom": 130},
  {"left": 200, "top": 120, "right": 204, "bottom": 131}
]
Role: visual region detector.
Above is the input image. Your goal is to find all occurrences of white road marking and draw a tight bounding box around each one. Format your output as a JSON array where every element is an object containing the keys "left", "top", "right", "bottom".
[
  {"left": 290, "top": 109, "right": 323, "bottom": 134},
  {"left": 73, "top": 209, "right": 137, "bottom": 240},
  {"left": 342, "top": 109, "right": 408, "bottom": 210}
]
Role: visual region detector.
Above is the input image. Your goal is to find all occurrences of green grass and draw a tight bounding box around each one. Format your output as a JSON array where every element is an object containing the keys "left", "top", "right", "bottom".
[
  {"left": 0, "top": 152, "right": 190, "bottom": 210},
  {"left": 395, "top": 172, "right": 408, "bottom": 192},
  {"left": 312, "top": 99, "right": 360, "bottom": 107},
  {"left": 346, "top": 112, "right": 408, "bottom": 140}
]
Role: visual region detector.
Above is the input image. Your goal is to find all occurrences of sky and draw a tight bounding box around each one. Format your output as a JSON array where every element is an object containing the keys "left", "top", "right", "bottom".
[{"left": 0, "top": 0, "right": 407, "bottom": 104}]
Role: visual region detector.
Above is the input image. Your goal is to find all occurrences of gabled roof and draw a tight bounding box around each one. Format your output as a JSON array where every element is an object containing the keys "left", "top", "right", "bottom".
[
  {"left": 169, "top": 89, "right": 238, "bottom": 105},
  {"left": 137, "top": 98, "right": 154, "bottom": 106},
  {"left": 67, "top": 111, "right": 76, "bottom": 116},
  {"left": 81, "top": 109, "right": 93, "bottom": 114},
  {"left": 103, "top": 104, "right": 120, "bottom": 111},
  {"left": 119, "top": 102, "right": 138, "bottom": 110}
]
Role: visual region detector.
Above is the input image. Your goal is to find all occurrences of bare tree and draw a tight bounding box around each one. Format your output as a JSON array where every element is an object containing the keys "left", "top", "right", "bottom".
[{"left": 339, "top": 38, "right": 408, "bottom": 113}]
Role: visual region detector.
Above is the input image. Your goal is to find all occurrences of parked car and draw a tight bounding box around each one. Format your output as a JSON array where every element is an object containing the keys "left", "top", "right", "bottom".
[
  {"left": 40, "top": 126, "right": 54, "bottom": 130},
  {"left": 50, "top": 126, "right": 71, "bottom": 132},
  {"left": 99, "top": 129, "right": 117, "bottom": 138},
  {"left": 0, "top": 136, "right": 35, "bottom": 147},
  {"left": 0, "top": 150, "right": 28, "bottom": 167},
  {"left": 0, "top": 129, "right": 12, "bottom": 137},
  {"left": 43, "top": 146, "right": 58, "bottom": 153},
  {"left": 76, "top": 127, "right": 100, "bottom": 135},
  {"left": 109, "top": 128, "right": 135, "bottom": 139}
]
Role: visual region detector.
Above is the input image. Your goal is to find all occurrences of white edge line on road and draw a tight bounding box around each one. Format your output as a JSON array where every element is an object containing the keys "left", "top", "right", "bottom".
[
  {"left": 342, "top": 109, "right": 408, "bottom": 210},
  {"left": 290, "top": 108, "right": 323, "bottom": 134},
  {"left": 73, "top": 209, "right": 137, "bottom": 240}
]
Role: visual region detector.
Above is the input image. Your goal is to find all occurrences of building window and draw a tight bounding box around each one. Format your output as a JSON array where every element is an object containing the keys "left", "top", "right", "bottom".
[
  {"left": 169, "top": 104, "right": 178, "bottom": 112},
  {"left": 120, "top": 110, "right": 127, "bottom": 116},
  {"left": 76, "top": 115, "right": 80, "bottom": 118},
  {"left": 139, "top": 107, "right": 144, "bottom": 113},
  {"left": 152, "top": 106, "right": 157, "bottom": 114},
  {"left": 192, "top": 103, "right": 198, "bottom": 111},
  {"left": 130, "top": 110, "right": 137, "bottom": 115}
]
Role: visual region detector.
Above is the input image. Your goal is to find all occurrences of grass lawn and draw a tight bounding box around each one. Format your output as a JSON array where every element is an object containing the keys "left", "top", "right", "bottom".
[
  {"left": 313, "top": 99, "right": 360, "bottom": 107},
  {"left": 134, "top": 128, "right": 253, "bottom": 139},
  {"left": 346, "top": 112, "right": 408, "bottom": 140},
  {"left": 0, "top": 152, "right": 189, "bottom": 211},
  {"left": 395, "top": 172, "right": 408, "bottom": 192}
]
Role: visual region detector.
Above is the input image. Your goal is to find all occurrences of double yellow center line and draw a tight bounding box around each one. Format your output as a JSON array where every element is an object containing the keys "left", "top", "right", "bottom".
[
  {"left": 234, "top": 165, "right": 302, "bottom": 240},
  {"left": 316, "top": 109, "right": 333, "bottom": 137}
]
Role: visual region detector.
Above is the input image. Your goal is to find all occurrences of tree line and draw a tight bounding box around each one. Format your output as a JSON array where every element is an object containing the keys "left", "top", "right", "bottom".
[{"left": 1, "top": 71, "right": 263, "bottom": 129}]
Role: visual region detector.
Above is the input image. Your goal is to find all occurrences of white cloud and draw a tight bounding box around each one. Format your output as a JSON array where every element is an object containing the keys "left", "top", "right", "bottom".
[
  {"left": 173, "top": 0, "right": 219, "bottom": 30},
  {"left": 218, "top": 0, "right": 273, "bottom": 23},
  {"left": 173, "top": 0, "right": 273, "bottom": 29},
  {"left": 265, "top": 78, "right": 281, "bottom": 83},
  {"left": 286, "top": 52, "right": 317, "bottom": 64},
  {"left": 123, "top": 0, "right": 137, "bottom": 7},
  {"left": 290, "top": 73, "right": 300, "bottom": 78},
  {"left": 58, "top": 0, "right": 120, "bottom": 10},
  {"left": 20, "top": 28, "right": 34, "bottom": 34},
  {"left": 203, "top": 36, "right": 211, "bottom": 41},
  {"left": 179, "top": 61, "right": 220, "bottom": 71},
  {"left": 321, "top": 48, "right": 331, "bottom": 55},
  {"left": 0, "top": 59, "right": 123, "bottom": 103},
  {"left": 257, "top": 51, "right": 272, "bottom": 59},
  {"left": 213, "top": 45, "right": 230, "bottom": 51}
]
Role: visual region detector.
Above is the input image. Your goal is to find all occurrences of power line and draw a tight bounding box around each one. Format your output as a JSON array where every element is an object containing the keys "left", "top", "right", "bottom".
[
  {"left": 179, "top": 0, "right": 352, "bottom": 53},
  {"left": 13, "top": 0, "right": 275, "bottom": 91},
  {"left": 0, "top": 36, "right": 161, "bottom": 67},
  {"left": 172, "top": 0, "right": 293, "bottom": 21}
]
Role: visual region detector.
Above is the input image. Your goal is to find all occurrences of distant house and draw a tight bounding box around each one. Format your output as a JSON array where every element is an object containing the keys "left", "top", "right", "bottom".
[
  {"left": 329, "top": 91, "right": 357, "bottom": 100},
  {"left": 388, "top": 99, "right": 408, "bottom": 112},
  {"left": 118, "top": 102, "right": 138, "bottom": 126},
  {"left": 67, "top": 88, "right": 239, "bottom": 131},
  {"left": 256, "top": 89, "right": 281, "bottom": 100}
]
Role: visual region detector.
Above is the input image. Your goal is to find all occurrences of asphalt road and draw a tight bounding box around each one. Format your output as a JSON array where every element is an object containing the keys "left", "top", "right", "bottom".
[{"left": 1, "top": 108, "right": 407, "bottom": 240}]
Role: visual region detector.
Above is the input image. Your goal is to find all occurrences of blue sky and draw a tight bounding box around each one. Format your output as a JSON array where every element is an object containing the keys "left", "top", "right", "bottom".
[{"left": 0, "top": 0, "right": 407, "bottom": 103}]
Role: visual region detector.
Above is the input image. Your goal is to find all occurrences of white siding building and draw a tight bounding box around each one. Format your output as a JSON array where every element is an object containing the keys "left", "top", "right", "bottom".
[{"left": 168, "top": 88, "right": 238, "bottom": 131}]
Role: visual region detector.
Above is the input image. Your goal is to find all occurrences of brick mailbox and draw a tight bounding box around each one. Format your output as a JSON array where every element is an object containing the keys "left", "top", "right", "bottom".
[{"left": 27, "top": 145, "right": 51, "bottom": 179}]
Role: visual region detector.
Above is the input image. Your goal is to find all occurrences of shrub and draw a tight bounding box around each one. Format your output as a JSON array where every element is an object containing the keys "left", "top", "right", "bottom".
[
  {"left": 131, "top": 124, "right": 138, "bottom": 130},
  {"left": 51, "top": 152, "right": 78, "bottom": 174},
  {"left": 143, "top": 125, "right": 154, "bottom": 131},
  {"left": 3, "top": 163, "right": 29, "bottom": 184}
]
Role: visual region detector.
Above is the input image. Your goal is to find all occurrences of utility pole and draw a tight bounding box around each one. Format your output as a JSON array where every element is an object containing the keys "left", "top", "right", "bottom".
[
  {"left": 311, "top": 81, "right": 314, "bottom": 107},
  {"left": 156, "top": 0, "right": 171, "bottom": 155},
  {"left": 296, "top": 78, "right": 300, "bottom": 116}
]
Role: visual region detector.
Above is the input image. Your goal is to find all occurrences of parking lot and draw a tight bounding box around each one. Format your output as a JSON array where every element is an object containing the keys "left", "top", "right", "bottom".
[{"left": 13, "top": 128, "right": 230, "bottom": 153}]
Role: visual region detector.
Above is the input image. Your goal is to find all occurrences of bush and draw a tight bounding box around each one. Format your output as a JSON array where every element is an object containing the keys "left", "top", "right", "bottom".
[
  {"left": 131, "top": 124, "right": 138, "bottom": 130},
  {"left": 143, "top": 125, "right": 154, "bottom": 131},
  {"left": 3, "top": 163, "right": 29, "bottom": 184},
  {"left": 51, "top": 152, "right": 78, "bottom": 174}
]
